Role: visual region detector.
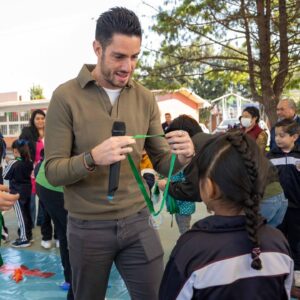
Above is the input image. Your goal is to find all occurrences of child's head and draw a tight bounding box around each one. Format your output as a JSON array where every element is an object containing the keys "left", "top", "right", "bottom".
[
  {"left": 165, "top": 114, "right": 202, "bottom": 137},
  {"left": 11, "top": 139, "right": 31, "bottom": 161},
  {"left": 194, "top": 131, "right": 269, "bottom": 270},
  {"left": 275, "top": 119, "right": 300, "bottom": 152}
]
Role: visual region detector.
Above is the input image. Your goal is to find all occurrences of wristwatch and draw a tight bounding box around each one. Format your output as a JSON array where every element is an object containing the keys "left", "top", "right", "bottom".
[{"left": 84, "top": 151, "right": 96, "bottom": 171}]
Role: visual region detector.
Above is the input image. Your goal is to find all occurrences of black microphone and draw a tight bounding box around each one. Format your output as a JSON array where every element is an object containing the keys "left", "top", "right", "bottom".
[{"left": 107, "top": 121, "right": 126, "bottom": 200}]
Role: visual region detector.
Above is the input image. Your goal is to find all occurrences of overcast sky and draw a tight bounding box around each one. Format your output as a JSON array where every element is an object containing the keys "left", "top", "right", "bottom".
[{"left": 0, "top": 0, "right": 160, "bottom": 99}]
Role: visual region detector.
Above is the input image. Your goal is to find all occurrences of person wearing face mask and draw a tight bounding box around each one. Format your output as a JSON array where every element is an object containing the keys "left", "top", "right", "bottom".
[{"left": 240, "top": 106, "right": 268, "bottom": 152}]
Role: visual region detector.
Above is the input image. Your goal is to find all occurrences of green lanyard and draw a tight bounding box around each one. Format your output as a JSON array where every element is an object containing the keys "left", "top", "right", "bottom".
[
  {"left": 132, "top": 134, "right": 165, "bottom": 139},
  {"left": 127, "top": 134, "right": 177, "bottom": 216},
  {"left": 0, "top": 212, "right": 3, "bottom": 266}
]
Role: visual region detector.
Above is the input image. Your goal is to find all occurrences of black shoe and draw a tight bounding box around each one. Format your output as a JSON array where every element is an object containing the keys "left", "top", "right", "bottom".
[{"left": 11, "top": 239, "right": 31, "bottom": 248}]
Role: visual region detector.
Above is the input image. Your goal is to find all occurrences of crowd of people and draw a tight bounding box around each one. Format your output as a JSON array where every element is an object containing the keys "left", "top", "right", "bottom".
[{"left": 0, "top": 6, "right": 300, "bottom": 300}]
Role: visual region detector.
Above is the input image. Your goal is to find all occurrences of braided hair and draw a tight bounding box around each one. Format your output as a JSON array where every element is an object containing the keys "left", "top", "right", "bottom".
[{"left": 194, "top": 131, "right": 269, "bottom": 270}]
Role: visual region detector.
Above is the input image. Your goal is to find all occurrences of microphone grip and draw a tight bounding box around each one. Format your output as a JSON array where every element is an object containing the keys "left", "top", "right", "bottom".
[{"left": 107, "top": 161, "right": 121, "bottom": 200}]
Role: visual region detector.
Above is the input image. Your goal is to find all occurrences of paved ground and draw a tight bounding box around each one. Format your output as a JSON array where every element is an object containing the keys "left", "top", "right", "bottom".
[
  {"left": 2, "top": 200, "right": 208, "bottom": 264},
  {"left": 0, "top": 198, "right": 208, "bottom": 299}
]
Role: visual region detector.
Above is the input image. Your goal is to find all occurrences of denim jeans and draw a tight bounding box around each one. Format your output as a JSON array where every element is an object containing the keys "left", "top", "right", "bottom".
[{"left": 259, "top": 192, "right": 288, "bottom": 227}]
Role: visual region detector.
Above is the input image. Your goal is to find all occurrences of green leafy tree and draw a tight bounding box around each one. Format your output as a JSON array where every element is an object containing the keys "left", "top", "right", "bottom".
[
  {"left": 138, "top": 0, "right": 300, "bottom": 125},
  {"left": 29, "top": 84, "right": 45, "bottom": 100}
]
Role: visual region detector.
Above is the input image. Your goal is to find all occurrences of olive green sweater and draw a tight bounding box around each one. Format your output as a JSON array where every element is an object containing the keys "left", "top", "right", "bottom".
[{"left": 45, "top": 64, "right": 177, "bottom": 220}]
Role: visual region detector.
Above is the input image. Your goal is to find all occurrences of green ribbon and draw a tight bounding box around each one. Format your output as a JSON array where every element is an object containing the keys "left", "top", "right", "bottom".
[
  {"left": 0, "top": 212, "right": 3, "bottom": 266},
  {"left": 132, "top": 134, "right": 165, "bottom": 139},
  {"left": 128, "top": 133, "right": 178, "bottom": 216}
]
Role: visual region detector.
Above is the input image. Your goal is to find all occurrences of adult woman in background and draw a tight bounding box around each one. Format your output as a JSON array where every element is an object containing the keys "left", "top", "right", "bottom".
[
  {"left": 20, "top": 110, "right": 58, "bottom": 248},
  {"left": 241, "top": 106, "right": 268, "bottom": 152}
]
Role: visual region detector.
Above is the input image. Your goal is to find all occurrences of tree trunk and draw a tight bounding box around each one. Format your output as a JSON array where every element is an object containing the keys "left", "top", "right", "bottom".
[{"left": 261, "top": 93, "right": 278, "bottom": 127}]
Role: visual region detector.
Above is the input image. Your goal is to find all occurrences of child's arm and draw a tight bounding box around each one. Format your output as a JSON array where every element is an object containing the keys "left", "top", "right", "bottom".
[{"left": 2, "top": 160, "right": 17, "bottom": 180}]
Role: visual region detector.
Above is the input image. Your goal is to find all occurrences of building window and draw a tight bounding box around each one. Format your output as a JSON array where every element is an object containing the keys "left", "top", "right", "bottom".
[
  {"left": 8, "top": 112, "right": 19, "bottom": 122},
  {"left": 20, "top": 111, "right": 30, "bottom": 122},
  {"left": 0, "top": 125, "right": 8, "bottom": 135},
  {"left": 0, "top": 112, "right": 7, "bottom": 123},
  {"left": 9, "top": 124, "right": 20, "bottom": 136}
]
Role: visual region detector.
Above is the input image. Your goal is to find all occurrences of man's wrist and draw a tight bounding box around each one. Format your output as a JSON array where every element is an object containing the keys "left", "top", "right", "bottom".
[
  {"left": 185, "top": 151, "right": 195, "bottom": 159},
  {"left": 83, "top": 151, "right": 96, "bottom": 171}
]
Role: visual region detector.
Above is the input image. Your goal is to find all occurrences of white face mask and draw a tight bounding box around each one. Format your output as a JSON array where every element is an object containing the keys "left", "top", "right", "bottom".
[{"left": 241, "top": 117, "right": 252, "bottom": 128}]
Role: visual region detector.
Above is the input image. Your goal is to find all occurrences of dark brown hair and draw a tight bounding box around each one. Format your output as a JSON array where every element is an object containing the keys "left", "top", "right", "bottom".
[{"left": 194, "top": 131, "right": 269, "bottom": 270}]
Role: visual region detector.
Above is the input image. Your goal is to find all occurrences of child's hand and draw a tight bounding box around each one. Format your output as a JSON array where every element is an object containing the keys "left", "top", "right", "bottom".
[
  {"left": 0, "top": 185, "right": 19, "bottom": 211},
  {"left": 157, "top": 179, "right": 167, "bottom": 191}
]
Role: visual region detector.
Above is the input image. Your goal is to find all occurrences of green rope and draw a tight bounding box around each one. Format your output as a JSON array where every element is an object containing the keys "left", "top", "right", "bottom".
[
  {"left": 127, "top": 153, "right": 177, "bottom": 216},
  {"left": 132, "top": 134, "right": 165, "bottom": 139},
  {"left": 128, "top": 133, "right": 178, "bottom": 216}
]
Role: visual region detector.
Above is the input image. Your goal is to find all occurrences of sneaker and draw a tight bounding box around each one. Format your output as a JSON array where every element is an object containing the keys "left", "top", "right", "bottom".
[
  {"left": 11, "top": 239, "right": 31, "bottom": 248},
  {"left": 59, "top": 282, "right": 70, "bottom": 291},
  {"left": 41, "top": 240, "right": 52, "bottom": 249},
  {"left": 55, "top": 240, "right": 60, "bottom": 248}
]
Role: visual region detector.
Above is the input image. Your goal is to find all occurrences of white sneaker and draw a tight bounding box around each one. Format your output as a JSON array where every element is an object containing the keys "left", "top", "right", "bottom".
[
  {"left": 41, "top": 240, "right": 52, "bottom": 249},
  {"left": 55, "top": 240, "right": 60, "bottom": 248}
]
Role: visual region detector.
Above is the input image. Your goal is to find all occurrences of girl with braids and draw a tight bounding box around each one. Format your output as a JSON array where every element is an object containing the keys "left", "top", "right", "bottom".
[{"left": 159, "top": 131, "right": 293, "bottom": 300}]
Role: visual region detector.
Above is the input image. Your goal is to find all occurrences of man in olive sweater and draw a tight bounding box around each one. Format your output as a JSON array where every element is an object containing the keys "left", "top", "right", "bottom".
[{"left": 45, "top": 7, "right": 194, "bottom": 300}]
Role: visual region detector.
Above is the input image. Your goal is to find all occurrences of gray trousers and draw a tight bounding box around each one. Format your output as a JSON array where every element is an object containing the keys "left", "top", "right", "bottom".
[{"left": 68, "top": 207, "right": 164, "bottom": 300}]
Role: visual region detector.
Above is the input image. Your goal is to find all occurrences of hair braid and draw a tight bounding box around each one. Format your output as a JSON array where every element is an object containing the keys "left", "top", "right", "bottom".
[{"left": 226, "top": 132, "right": 262, "bottom": 270}]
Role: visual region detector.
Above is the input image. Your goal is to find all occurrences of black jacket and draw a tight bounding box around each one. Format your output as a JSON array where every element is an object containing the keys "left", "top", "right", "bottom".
[
  {"left": 3, "top": 158, "right": 33, "bottom": 195},
  {"left": 267, "top": 144, "right": 300, "bottom": 208},
  {"left": 159, "top": 215, "right": 293, "bottom": 300}
]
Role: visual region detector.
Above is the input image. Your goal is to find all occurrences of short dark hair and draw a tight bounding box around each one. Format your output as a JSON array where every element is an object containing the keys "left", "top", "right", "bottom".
[
  {"left": 243, "top": 106, "right": 260, "bottom": 123},
  {"left": 12, "top": 139, "right": 31, "bottom": 161},
  {"left": 194, "top": 131, "right": 269, "bottom": 270},
  {"left": 165, "top": 114, "right": 202, "bottom": 137},
  {"left": 275, "top": 119, "right": 300, "bottom": 136},
  {"left": 95, "top": 7, "right": 142, "bottom": 49}
]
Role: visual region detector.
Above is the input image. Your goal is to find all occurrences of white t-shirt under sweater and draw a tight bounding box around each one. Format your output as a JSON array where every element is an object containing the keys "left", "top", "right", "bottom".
[{"left": 103, "top": 87, "right": 121, "bottom": 106}]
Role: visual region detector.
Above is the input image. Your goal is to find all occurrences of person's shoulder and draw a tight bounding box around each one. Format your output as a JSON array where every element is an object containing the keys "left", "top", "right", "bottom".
[
  {"left": 258, "top": 129, "right": 268, "bottom": 138},
  {"left": 291, "top": 144, "right": 300, "bottom": 155},
  {"left": 52, "top": 77, "right": 78, "bottom": 97},
  {"left": 267, "top": 147, "right": 283, "bottom": 157},
  {"left": 20, "top": 126, "right": 31, "bottom": 134},
  {"left": 259, "top": 224, "right": 290, "bottom": 253},
  {"left": 20, "top": 126, "right": 35, "bottom": 139},
  {"left": 130, "top": 80, "right": 154, "bottom": 98}
]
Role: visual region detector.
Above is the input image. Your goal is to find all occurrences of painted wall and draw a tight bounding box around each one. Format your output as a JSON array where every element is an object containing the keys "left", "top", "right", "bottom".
[{"left": 157, "top": 99, "right": 198, "bottom": 123}]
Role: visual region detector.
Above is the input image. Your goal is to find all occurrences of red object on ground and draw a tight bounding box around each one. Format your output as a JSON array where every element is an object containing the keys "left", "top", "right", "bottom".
[
  {"left": 12, "top": 268, "right": 23, "bottom": 283},
  {"left": 0, "top": 264, "right": 55, "bottom": 280}
]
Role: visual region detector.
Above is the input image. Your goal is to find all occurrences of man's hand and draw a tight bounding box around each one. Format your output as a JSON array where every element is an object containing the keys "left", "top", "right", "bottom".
[
  {"left": 165, "top": 130, "right": 195, "bottom": 165},
  {"left": 0, "top": 185, "right": 19, "bottom": 211},
  {"left": 91, "top": 136, "right": 136, "bottom": 166}
]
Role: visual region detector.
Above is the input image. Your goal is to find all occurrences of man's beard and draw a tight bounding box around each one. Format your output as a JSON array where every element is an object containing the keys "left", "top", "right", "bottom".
[{"left": 100, "top": 58, "right": 129, "bottom": 88}]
